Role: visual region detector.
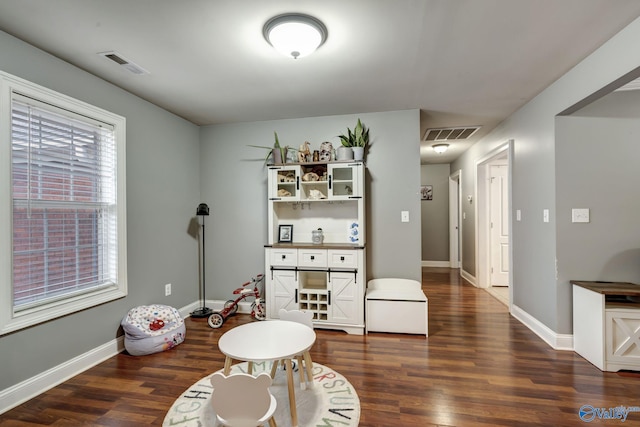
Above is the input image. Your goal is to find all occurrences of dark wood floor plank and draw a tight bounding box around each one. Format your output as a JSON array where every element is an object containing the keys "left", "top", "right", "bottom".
[{"left": 2, "top": 267, "right": 640, "bottom": 426}]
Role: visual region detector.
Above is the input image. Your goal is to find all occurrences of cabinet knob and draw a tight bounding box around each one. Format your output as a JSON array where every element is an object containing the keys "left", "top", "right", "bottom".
[
  {"left": 311, "top": 255, "right": 315, "bottom": 261},
  {"left": 281, "top": 255, "right": 286, "bottom": 260},
  {"left": 340, "top": 256, "right": 345, "bottom": 261}
]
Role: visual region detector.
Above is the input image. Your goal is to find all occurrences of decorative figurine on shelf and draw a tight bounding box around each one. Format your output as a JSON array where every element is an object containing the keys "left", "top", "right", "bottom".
[
  {"left": 319, "top": 141, "right": 333, "bottom": 162},
  {"left": 309, "top": 189, "right": 326, "bottom": 200},
  {"left": 278, "top": 188, "right": 292, "bottom": 197},
  {"left": 298, "top": 141, "right": 311, "bottom": 163},
  {"left": 277, "top": 171, "right": 295, "bottom": 182},
  {"left": 302, "top": 172, "right": 320, "bottom": 182}
]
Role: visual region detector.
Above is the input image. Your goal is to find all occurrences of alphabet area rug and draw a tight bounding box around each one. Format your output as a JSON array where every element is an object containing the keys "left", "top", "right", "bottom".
[{"left": 163, "top": 361, "right": 360, "bottom": 427}]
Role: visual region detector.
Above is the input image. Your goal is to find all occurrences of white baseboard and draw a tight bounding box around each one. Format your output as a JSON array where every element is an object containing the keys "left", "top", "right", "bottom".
[
  {"left": 511, "top": 304, "right": 573, "bottom": 350},
  {"left": 0, "top": 300, "right": 209, "bottom": 416},
  {"left": 0, "top": 335, "right": 125, "bottom": 415},
  {"left": 460, "top": 269, "right": 477, "bottom": 287},
  {"left": 421, "top": 260, "right": 451, "bottom": 267}
]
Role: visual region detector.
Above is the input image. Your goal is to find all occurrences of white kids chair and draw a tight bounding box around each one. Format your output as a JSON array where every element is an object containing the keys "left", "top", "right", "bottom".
[
  {"left": 209, "top": 372, "right": 277, "bottom": 427},
  {"left": 270, "top": 308, "right": 315, "bottom": 390}
]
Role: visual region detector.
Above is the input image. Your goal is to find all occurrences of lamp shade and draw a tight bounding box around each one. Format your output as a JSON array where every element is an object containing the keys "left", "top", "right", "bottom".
[
  {"left": 196, "top": 203, "right": 209, "bottom": 216},
  {"left": 264, "top": 14, "right": 327, "bottom": 59}
]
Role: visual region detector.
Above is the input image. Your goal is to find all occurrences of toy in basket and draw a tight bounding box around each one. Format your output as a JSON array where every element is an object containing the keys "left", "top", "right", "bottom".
[{"left": 207, "top": 274, "right": 266, "bottom": 328}]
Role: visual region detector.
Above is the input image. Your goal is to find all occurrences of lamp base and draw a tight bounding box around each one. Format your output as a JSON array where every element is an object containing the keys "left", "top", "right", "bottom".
[{"left": 191, "top": 307, "right": 213, "bottom": 318}]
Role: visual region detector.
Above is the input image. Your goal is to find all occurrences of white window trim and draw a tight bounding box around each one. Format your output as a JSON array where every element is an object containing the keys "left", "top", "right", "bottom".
[{"left": 0, "top": 70, "right": 127, "bottom": 336}]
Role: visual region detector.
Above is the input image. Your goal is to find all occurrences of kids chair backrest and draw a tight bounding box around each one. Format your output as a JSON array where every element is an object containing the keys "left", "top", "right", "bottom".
[
  {"left": 209, "top": 372, "right": 277, "bottom": 427},
  {"left": 276, "top": 309, "right": 315, "bottom": 390},
  {"left": 278, "top": 308, "right": 314, "bottom": 329}
]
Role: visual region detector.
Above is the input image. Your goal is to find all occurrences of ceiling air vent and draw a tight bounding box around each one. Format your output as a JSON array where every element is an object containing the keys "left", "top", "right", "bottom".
[
  {"left": 98, "top": 51, "right": 149, "bottom": 75},
  {"left": 423, "top": 126, "right": 480, "bottom": 141}
]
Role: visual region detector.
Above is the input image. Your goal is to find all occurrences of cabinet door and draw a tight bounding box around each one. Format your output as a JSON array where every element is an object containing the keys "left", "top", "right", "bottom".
[
  {"left": 268, "top": 269, "right": 298, "bottom": 318},
  {"left": 328, "top": 163, "right": 363, "bottom": 200},
  {"left": 328, "top": 271, "right": 360, "bottom": 324},
  {"left": 268, "top": 166, "right": 299, "bottom": 201}
]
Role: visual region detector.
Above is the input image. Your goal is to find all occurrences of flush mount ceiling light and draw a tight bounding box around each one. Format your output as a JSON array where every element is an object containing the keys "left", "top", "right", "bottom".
[
  {"left": 263, "top": 13, "right": 327, "bottom": 59},
  {"left": 432, "top": 144, "right": 450, "bottom": 154}
]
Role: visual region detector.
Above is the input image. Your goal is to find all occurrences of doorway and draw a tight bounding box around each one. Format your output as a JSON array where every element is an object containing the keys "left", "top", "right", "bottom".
[
  {"left": 476, "top": 141, "right": 513, "bottom": 308},
  {"left": 449, "top": 170, "right": 461, "bottom": 269}
]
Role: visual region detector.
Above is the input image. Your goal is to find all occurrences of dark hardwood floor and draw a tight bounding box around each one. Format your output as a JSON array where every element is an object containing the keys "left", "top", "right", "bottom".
[{"left": 2, "top": 267, "right": 640, "bottom": 426}]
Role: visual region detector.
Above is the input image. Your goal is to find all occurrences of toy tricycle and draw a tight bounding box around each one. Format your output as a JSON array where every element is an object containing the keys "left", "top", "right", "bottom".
[{"left": 207, "top": 274, "right": 266, "bottom": 328}]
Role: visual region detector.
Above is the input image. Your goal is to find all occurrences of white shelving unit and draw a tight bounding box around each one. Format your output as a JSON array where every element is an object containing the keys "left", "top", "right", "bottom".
[{"left": 265, "top": 161, "right": 366, "bottom": 335}]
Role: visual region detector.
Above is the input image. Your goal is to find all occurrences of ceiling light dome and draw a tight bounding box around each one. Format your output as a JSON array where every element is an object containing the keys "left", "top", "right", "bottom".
[
  {"left": 264, "top": 13, "right": 327, "bottom": 59},
  {"left": 432, "top": 144, "right": 449, "bottom": 154}
]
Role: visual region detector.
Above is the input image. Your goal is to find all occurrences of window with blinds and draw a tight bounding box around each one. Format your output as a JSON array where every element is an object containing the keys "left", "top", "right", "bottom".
[
  {"left": 0, "top": 70, "right": 127, "bottom": 335},
  {"left": 11, "top": 95, "right": 117, "bottom": 310}
]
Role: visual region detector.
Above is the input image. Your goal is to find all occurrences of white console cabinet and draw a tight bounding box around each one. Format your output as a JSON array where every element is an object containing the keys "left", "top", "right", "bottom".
[
  {"left": 265, "top": 162, "right": 366, "bottom": 335},
  {"left": 572, "top": 280, "right": 640, "bottom": 372}
]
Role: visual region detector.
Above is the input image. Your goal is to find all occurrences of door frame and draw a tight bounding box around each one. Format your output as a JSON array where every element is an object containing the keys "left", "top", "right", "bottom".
[
  {"left": 449, "top": 170, "right": 461, "bottom": 268},
  {"left": 475, "top": 140, "right": 513, "bottom": 304}
]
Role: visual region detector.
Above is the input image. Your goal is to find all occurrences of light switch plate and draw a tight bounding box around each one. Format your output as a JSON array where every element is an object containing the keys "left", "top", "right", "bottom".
[
  {"left": 516, "top": 210, "right": 521, "bottom": 221},
  {"left": 543, "top": 209, "right": 549, "bottom": 223},
  {"left": 572, "top": 208, "right": 590, "bottom": 223},
  {"left": 401, "top": 211, "right": 409, "bottom": 222}
]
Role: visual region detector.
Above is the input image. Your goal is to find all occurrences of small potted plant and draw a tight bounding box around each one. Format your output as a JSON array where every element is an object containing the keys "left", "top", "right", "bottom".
[
  {"left": 338, "top": 119, "right": 369, "bottom": 161},
  {"left": 249, "top": 132, "right": 292, "bottom": 165}
]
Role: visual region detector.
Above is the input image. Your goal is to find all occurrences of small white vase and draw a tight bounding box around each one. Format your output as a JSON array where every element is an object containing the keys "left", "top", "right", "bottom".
[
  {"left": 336, "top": 146, "right": 353, "bottom": 161},
  {"left": 352, "top": 147, "right": 364, "bottom": 161}
]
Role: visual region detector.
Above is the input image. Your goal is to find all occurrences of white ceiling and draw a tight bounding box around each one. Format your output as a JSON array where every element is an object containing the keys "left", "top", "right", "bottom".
[{"left": 1, "top": 0, "right": 640, "bottom": 164}]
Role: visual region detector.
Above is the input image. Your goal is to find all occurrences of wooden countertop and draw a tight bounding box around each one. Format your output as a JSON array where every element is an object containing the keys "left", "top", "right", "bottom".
[
  {"left": 571, "top": 280, "right": 640, "bottom": 296},
  {"left": 266, "top": 242, "right": 365, "bottom": 250}
]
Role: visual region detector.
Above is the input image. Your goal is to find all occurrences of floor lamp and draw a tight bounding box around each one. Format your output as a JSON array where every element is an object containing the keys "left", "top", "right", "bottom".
[{"left": 192, "top": 203, "right": 213, "bottom": 318}]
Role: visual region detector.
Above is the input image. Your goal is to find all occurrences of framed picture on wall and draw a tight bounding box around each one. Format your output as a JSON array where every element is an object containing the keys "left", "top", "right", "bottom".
[
  {"left": 278, "top": 224, "right": 293, "bottom": 243},
  {"left": 421, "top": 185, "right": 433, "bottom": 201}
]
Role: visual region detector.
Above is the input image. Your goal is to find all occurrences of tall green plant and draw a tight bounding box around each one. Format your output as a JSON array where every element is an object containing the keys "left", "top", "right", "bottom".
[
  {"left": 248, "top": 131, "right": 289, "bottom": 165},
  {"left": 338, "top": 119, "right": 369, "bottom": 148}
]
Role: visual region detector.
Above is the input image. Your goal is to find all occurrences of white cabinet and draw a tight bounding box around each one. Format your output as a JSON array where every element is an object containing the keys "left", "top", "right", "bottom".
[
  {"left": 265, "top": 161, "right": 366, "bottom": 335},
  {"left": 268, "top": 162, "right": 364, "bottom": 202},
  {"left": 266, "top": 247, "right": 365, "bottom": 334},
  {"left": 572, "top": 281, "right": 640, "bottom": 372}
]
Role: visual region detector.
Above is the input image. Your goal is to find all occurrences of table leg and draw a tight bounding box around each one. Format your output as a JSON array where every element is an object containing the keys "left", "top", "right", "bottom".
[
  {"left": 270, "top": 359, "right": 279, "bottom": 379},
  {"left": 303, "top": 351, "right": 314, "bottom": 387},
  {"left": 248, "top": 361, "right": 253, "bottom": 375},
  {"left": 296, "top": 355, "right": 306, "bottom": 390},
  {"left": 284, "top": 358, "right": 298, "bottom": 426},
  {"left": 223, "top": 357, "right": 233, "bottom": 375}
]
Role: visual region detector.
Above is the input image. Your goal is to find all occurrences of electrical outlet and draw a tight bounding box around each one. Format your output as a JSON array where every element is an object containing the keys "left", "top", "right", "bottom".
[{"left": 165, "top": 283, "right": 171, "bottom": 296}]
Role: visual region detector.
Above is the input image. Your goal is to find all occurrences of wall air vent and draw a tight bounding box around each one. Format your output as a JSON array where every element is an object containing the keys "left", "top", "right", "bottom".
[
  {"left": 98, "top": 51, "right": 149, "bottom": 75},
  {"left": 423, "top": 126, "right": 480, "bottom": 141}
]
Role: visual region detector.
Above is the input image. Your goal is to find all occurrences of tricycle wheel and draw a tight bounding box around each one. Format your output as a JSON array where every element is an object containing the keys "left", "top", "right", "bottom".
[
  {"left": 207, "top": 312, "right": 224, "bottom": 328},
  {"left": 251, "top": 300, "right": 266, "bottom": 321},
  {"left": 223, "top": 299, "right": 238, "bottom": 315}
]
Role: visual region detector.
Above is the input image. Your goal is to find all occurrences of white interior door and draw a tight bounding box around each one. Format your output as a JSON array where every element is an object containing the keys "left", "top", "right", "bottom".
[
  {"left": 449, "top": 171, "right": 461, "bottom": 268},
  {"left": 489, "top": 163, "right": 509, "bottom": 287}
]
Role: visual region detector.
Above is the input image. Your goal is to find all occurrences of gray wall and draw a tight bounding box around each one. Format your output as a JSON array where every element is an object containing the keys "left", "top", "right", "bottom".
[
  {"left": 556, "top": 115, "right": 640, "bottom": 288},
  {"left": 199, "top": 110, "right": 422, "bottom": 299},
  {"left": 0, "top": 31, "right": 201, "bottom": 390},
  {"left": 451, "top": 16, "right": 640, "bottom": 335},
  {"left": 420, "top": 164, "right": 450, "bottom": 262}
]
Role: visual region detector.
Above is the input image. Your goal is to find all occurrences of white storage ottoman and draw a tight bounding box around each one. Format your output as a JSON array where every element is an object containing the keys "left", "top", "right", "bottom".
[{"left": 366, "top": 278, "right": 428, "bottom": 336}]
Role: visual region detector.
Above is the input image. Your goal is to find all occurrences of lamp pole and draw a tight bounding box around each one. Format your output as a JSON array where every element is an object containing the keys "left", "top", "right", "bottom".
[{"left": 192, "top": 203, "right": 213, "bottom": 318}]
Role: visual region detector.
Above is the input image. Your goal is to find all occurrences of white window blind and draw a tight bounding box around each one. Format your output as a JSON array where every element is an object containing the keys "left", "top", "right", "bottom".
[{"left": 11, "top": 94, "right": 118, "bottom": 310}]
